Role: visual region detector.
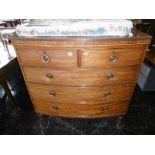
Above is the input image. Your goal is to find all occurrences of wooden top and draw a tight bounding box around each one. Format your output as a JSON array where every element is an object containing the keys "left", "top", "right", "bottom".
[{"left": 11, "top": 30, "right": 152, "bottom": 47}]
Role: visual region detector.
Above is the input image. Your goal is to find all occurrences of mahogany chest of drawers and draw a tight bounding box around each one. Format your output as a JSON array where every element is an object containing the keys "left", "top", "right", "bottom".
[{"left": 12, "top": 31, "right": 151, "bottom": 118}]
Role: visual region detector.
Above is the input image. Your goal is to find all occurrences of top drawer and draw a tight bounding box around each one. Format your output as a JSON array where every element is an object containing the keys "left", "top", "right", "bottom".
[
  {"left": 15, "top": 46, "right": 78, "bottom": 68},
  {"left": 80, "top": 47, "right": 145, "bottom": 68}
]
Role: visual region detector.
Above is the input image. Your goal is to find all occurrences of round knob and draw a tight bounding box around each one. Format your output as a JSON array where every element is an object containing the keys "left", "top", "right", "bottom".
[
  {"left": 42, "top": 54, "right": 49, "bottom": 63},
  {"left": 102, "top": 106, "right": 109, "bottom": 112},
  {"left": 49, "top": 91, "right": 56, "bottom": 96},
  {"left": 51, "top": 105, "right": 59, "bottom": 111},
  {"left": 46, "top": 73, "right": 53, "bottom": 79},
  {"left": 109, "top": 54, "right": 117, "bottom": 62},
  {"left": 107, "top": 73, "right": 114, "bottom": 80},
  {"left": 104, "top": 91, "right": 111, "bottom": 97}
]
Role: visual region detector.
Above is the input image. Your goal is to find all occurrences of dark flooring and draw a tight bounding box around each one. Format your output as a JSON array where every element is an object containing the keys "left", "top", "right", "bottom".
[{"left": 0, "top": 59, "right": 155, "bottom": 135}]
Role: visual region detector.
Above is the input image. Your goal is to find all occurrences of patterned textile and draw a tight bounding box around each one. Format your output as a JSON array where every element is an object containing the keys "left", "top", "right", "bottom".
[{"left": 16, "top": 19, "right": 133, "bottom": 37}]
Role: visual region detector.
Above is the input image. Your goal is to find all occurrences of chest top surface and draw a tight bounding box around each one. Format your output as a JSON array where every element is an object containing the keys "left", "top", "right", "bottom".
[{"left": 11, "top": 30, "right": 151, "bottom": 47}]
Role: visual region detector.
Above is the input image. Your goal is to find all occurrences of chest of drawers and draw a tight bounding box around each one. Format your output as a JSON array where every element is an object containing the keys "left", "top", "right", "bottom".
[{"left": 11, "top": 31, "right": 151, "bottom": 118}]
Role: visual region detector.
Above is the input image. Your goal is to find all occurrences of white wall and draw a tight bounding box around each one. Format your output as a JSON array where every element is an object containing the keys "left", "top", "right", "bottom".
[{"left": 0, "top": 42, "right": 16, "bottom": 68}]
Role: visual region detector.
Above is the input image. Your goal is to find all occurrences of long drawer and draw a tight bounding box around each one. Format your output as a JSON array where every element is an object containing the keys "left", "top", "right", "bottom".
[
  {"left": 33, "top": 99, "right": 130, "bottom": 118},
  {"left": 27, "top": 83, "right": 134, "bottom": 103},
  {"left": 80, "top": 47, "right": 145, "bottom": 67},
  {"left": 15, "top": 46, "right": 78, "bottom": 68},
  {"left": 23, "top": 66, "right": 140, "bottom": 86}
]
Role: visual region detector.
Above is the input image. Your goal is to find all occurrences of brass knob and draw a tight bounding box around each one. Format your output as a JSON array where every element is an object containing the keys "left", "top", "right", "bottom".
[
  {"left": 49, "top": 91, "right": 56, "bottom": 96},
  {"left": 102, "top": 106, "right": 109, "bottom": 112},
  {"left": 46, "top": 73, "right": 53, "bottom": 79},
  {"left": 104, "top": 91, "right": 111, "bottom": 97},
  {"left": 51, "top": 105, "right": 59, "bottom": 110},
  {"left": 42, "top": 54, "right": 49, "bottom": 63},
  {"left": 109, "top": 54, "right": 117, "bottom": 62},
  {"left": 107, "top": 73, "right": 114, "bottom": 80}
]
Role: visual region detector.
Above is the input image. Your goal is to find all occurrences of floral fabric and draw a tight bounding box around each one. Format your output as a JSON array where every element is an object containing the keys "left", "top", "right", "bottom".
[{"left": 16, "top": 20, "right": 133, "bottom": 37}]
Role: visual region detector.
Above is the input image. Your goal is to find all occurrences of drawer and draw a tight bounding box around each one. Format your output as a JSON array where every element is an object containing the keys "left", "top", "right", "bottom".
[
  {"left": 23, "top": 66, "right": 140, "bottom": 86},
  {"left": 80, "top": 47, "right": 145, "bottom": 67},
  {"left": 27, "top": 83, "right": 134, "bottom": 103},
  {"left": 32, "top": 99, "right": 130, "bottom": 118},
  {"left": 15, "top": 46, "right": 78, "bottom": 68}
]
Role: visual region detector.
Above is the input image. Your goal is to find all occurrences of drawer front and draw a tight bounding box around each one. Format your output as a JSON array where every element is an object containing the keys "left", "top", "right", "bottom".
[
  {"left": 15, "top": 46, "right": 78, "bottom": 68},
  {"left": 80, "top": 47, "right": 145, "bottom": 67},
  {"left": 27, "top": 83, "right": 134, "bottom": 103},
  {"left": 32, "top": 99, "right": 129, "bottom": 118},
  {"left": 23, "top": 66, "right": 139, "bottom": 86}
]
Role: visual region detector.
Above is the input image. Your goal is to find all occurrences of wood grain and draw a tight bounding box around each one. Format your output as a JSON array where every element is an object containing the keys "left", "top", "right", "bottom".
[
  {"left": 23, "top": 65, "right": 140, "bottom": 86},
  {"left": 15, "top": 46, "right": 78, "bottom": 68},
  {"left": 27, "top": 83, "right": 134, "bottom": 104},
  {"left": 32, "top": 99, "right": 130, "bottom": 118},
  {"left": 80, "top": 47, "right": 146, "bottom": 67}
]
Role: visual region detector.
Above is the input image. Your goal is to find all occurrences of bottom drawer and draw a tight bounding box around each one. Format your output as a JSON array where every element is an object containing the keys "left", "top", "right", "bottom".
[{"left": 32, "top": 99, "right": 130, "bottom": 118}]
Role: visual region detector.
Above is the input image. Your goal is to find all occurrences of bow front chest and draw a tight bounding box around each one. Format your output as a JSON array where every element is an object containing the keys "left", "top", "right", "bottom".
[{"left": 12, "top": 31, "right": 151, "bottom": 118}]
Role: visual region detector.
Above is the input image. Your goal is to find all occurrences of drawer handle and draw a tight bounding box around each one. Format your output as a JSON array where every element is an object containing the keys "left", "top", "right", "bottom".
[
  {"left": 51, "top": 105, "right": 59, "bottom": 110},
  {"left": 109, "top": 54, "right": 117, "bottom": 62},
  {"left": 102, "top": 106, "right": 109, "bottom": 112},
  {"left": 107, "top": 73, "right": 114, "bottom": 80},
  {"left": 104, "top": 91, "right": 111, "bottom": 97},
  {"left": 46, "top": 73, "right": 53, "bottom": 79},
  {"left": 42, "top": 54, "right": 49, "bottom": 63},
  {"left": 49, "top": 91, "right": 56, "bottom": 96}
]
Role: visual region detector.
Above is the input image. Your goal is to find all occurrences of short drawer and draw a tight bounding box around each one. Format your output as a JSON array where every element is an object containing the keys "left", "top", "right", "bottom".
[
  {"left": 23, "top": 66, "right": 140, "bottom": 86},
  {"left": 32, "top": 99, "right": 130, "bottom": 118},
  {"left": 15, "top": 46, "right": 78, "bottom": 68},
  {"left": 27, "top": 83, "right": 134, "bottom": 103},
  {"left": 80, "top": 47, "right": 145, "bottom": 67}
]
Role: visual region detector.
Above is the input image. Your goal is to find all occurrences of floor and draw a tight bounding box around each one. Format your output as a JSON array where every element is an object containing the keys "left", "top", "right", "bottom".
[{"left": 0, "top": 60, "right": 155, "bottom": 135}]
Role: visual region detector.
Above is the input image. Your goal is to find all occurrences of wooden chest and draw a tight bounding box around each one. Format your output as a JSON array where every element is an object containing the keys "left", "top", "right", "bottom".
[{"left": 11, "top": 31, "right": 151, "bottom": 118}]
